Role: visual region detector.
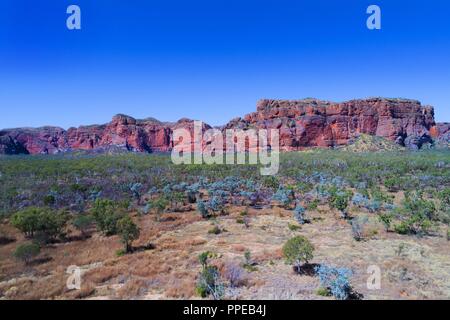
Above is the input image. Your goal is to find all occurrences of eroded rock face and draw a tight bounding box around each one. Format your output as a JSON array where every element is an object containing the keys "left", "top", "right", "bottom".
[
  {"left": 224, "top": 98, "right": 438, "bottom": 150},
  {"left": 0, "top": 117, "right": 210, "bottom": 155},
  {"left": 0, "top": 98, "right": 447, "bottom": 154}
]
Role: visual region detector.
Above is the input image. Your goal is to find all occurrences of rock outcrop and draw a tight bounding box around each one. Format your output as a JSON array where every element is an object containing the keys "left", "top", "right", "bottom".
[
  {"left": 0, "top": 98, "right": 447, "bottom": 154},
  {"left": 0, "top": 117, "right": 210, "bottom": 155},
  {"left": 224, "top": 98, "right": 438, "bottom": 150}
]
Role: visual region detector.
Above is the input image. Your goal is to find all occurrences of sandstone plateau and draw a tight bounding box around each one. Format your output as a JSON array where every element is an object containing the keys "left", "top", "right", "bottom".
[{"left": 1, "top": 98, "right": 448, "bottom": 155}]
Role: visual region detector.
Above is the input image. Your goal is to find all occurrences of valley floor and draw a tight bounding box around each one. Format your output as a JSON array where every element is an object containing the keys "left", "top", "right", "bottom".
[{"left": 1, "top": 203, "right": 449, "bottom": 300}]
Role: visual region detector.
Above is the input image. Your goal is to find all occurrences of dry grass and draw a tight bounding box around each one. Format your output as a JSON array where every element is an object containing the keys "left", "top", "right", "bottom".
[{"left": 1, "top": 201, "right": 449, "bottom": 300}]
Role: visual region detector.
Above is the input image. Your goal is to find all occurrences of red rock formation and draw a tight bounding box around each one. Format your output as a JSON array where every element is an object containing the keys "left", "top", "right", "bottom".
[
  {"left": 224, "top": 98, "right": 437, "bottom": 150},
  {"left": 0, "top": 98, "right": 447, "bottom": 154},
  {"left": 0, "top": 116, "right": 210, "bottom": 154}
]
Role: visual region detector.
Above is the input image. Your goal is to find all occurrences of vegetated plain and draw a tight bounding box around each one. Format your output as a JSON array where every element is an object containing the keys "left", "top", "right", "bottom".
[{"left": 0, "top": 149, "right": 449, "bottom": 300}]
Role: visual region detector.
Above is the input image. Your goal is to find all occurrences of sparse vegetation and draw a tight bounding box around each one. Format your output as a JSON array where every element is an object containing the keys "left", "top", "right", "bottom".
[{"left": 0, "top": 150, "right": 449, "bottom": 299}]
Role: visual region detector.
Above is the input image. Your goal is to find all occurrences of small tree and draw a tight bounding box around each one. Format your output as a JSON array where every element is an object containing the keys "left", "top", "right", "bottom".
[
  {"left": 72, "top": 214, "right": 94, "bottom": 238},
  {"left": 91, "top": 199, "right": 124, "bottom": 235},
  {"left": 315, "top": 265, "right": 353, "bottom": 300},
  {"left": 282, "top": 236, "right": 314, "bottom": 270},
  {"left": 198, "top": 251, "right": 210, "bottom": 269},
  {"left": 117, "top": 215, "right": 140, "bottom": 253},
  {"left": 331, "top": 192, "right": 351, "bottom": 219},
  {"left": 11, "top": 207, "right": 69, "bottom": 242},
  {"left": 378, "top": 212, "right": 393, "bottom": 232},
  {"left": 13, "top": 243, "right": 40, "bottom": 265},
  {"left": 293, "top": 203, "right": 306, "bottom": 224},
  {"left": 197, "top": 200, "right": 209, "bottom": 219},
  {"left": 150, "top": 197, "right": 169, "bottom": 222},
  {"left": 11, "top": 207, "right": 41, "bottom": 238},
  {"left": 196, "top": 265, "right": 224, "bottom": 300},
  {"left": 129, "top": 183, "right": 143, "bottom": 205}
]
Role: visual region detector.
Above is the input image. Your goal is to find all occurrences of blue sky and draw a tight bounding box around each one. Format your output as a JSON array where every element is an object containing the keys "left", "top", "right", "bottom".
[{"left": 0, "top": 0, "right": 449, "bottom": 129}]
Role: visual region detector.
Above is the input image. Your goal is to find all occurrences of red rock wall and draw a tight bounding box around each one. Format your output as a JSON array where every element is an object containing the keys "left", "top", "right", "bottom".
[{"left": 0, "top": 98, "right": 445, "bottom": 154}]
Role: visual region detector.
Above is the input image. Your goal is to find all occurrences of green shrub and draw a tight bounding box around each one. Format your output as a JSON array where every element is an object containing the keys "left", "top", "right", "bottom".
[
  {"left": 393, "top": 192, "right": 436, "bottom": 235},
  {"left": 329, "top": 188, "right": 352, "bottom": 219},
  {"left": 149, "top": 197, "right": 169, "bottom": 221},
  {"left": 13, "top": 243, "right": 40, "bottom": 264},
  {"left": 11, "top": 207, "right": 41, "bottom": 238},
  {"left": 437, "top": 188, "right": 450, "bottom": 208},
  {"left": 43, "top": 194, "right": 56, "bottom": 206},
  {"left": 262, "top": 176, "right": 279, "bottom": 190},
  {"left": 282, "top": 235, "right": 314, "bottom": 269},
  {"left": 208, "top": 225, "right": 221, "bottom": 235},
  {"left": 196, "top": 265, "right": 224, "bottom": 299},
  {"left": 11, "top": 207, "right": 69, "bottom": 242},
  {"left": 198, "top": 251, "right": 210, "bottom": 268},
  {"left": 378, "top": 212, "right": 393, "bottom": 231},
  {"left": 91, "top": 199, "right": 124, "bottom": 235},
  {"left": 72, "top": 214, "right": 94, "bottom": 237},
  {"left": 307, "top": 199, "right": 319, "bottom": 211},
  {"left": 117, "top": 215, "right": 140, "bottom": 253},
  {"left": 384, "top": 177, "right": 399, "bottom": 192},
  {"left": 316, "top": 287, "right": 331, "bottom": 297}
]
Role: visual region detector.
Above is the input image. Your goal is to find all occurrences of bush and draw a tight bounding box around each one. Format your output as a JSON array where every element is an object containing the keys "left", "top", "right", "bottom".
[
  {"left": 149, "top": 196, "right": 169, "bottom": 222},
  {"left": 208, "top": 225, "right": 222, "bottom": 235},
  {"left": 288, "top": 223, "right": 301, "bottom": 231},
  {"left": 315, "top": 265, "right": 353, "bottom": 300},
  {"left": 91, "top": 199, "right": 123, "bottom": 235},
  {"left": 329, "top": 189, "right": 352, "bottom": 219},
  {"left": 262, "top": 176, "right": 279, "bottom": 190},
  {"left": 197, "top": 200, "right": 209, "bottom": 219},
  {"left": 11, "top": 207, "right": 69, "bottom": 242},
  {"left": 223, "top": 262, "right": 246, "bottom": 288},
  {"left": 117, "top": 215, "right": 140, "bottom": 253},
  {"left": 13, "top": 243, "right": 40, "bottom": 264},
  {"left": 351, "top": 216, "right": 369, "bottom": 241},
  {"left": 437, "top": 188, "right": 450, "bottom": 208},
  {"left": 198, "top": 251, "right": 210, "bottom": 268},
  {"left": 378, "top": 212, "right": 393, "bottom": 231},
  {"left": 293, "top": 203, "right": 306, "bottom": 224},
  {"left": 129, "top": 182, "right": 143, "bottom": 204},
  {"left": 272, "top": 187, "right": 294, "bottom": 208},
  {"left": 196, "top": 265, "right": 224, "bottom": 299},
  {"left": 384, "top": 177, "right": 399, "bottom": 192},
  {"left": 72, "top": 214, "right": 94, "bottom": 237},
  {"left": 11, "top": 207, "right": 41, "bottom": 238},
  {"left": 392, "top": 192, "right": 436, "bottom": 235},
  {"left": 282, "top": 236, "right": 314, "bottom": 269},
  {"left": 196, "top": 251, "right": 224, "bottom": 299},
  {"left": 207, "top": 196, "right": 225, "bottom": 215},
  {"left": 316, "top": 287, "right": 331, "bottom": 297}
]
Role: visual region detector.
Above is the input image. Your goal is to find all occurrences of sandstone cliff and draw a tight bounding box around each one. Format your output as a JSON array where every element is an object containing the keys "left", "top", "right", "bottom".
[{"left": 0, "top": 98, "right": 447, "bottom": 154}]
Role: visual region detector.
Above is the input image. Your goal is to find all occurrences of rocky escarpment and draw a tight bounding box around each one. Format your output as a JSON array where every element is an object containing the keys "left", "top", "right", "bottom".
[
  {"left": 0, "top": 115, "right": 211, "bottom": 155},
  {"left": 223, "top": 98, "right": 440, "bottom": 151},
  {"left": 0, "top": 98, "right": 448, "bottom": 154}
]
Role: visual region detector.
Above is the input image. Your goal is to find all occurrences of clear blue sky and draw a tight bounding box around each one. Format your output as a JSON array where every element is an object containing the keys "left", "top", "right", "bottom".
[{"left": 0, "top": 0, "right": 449, "bottom": 129}]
